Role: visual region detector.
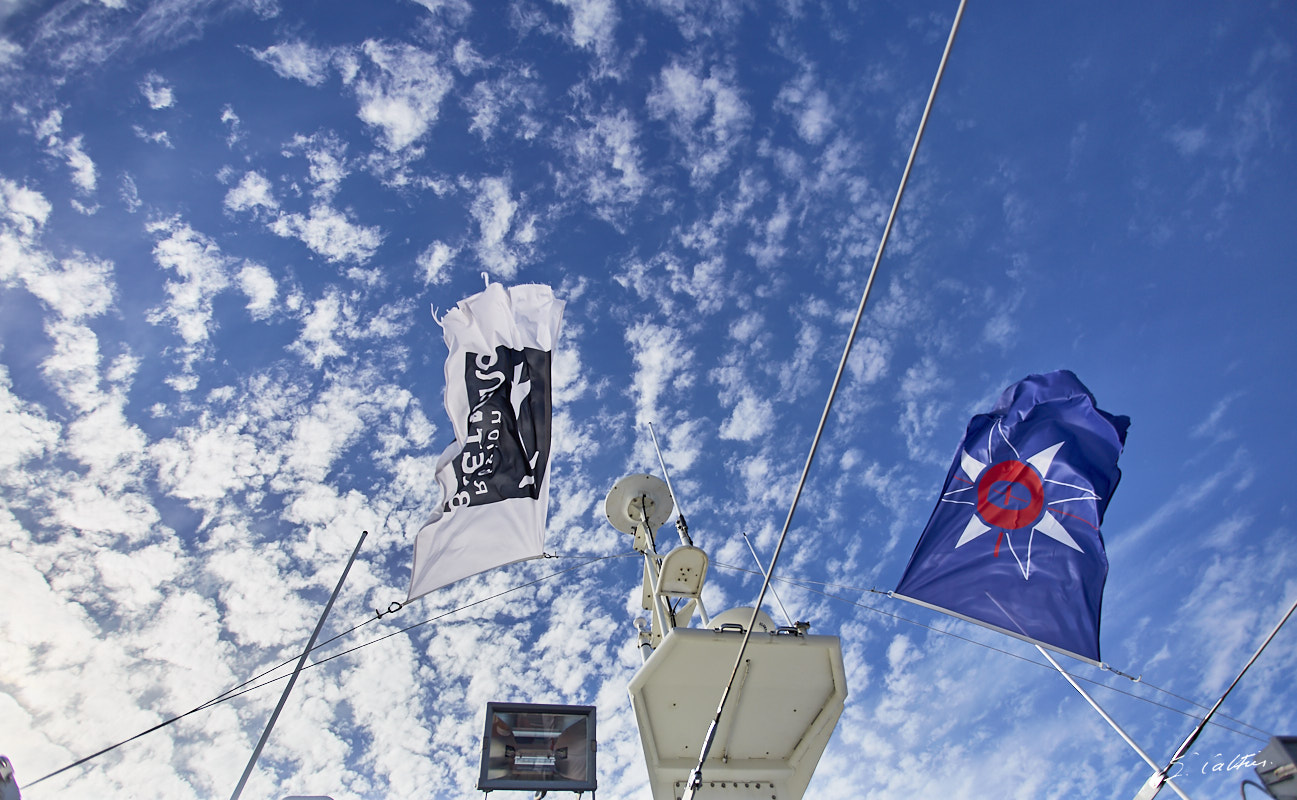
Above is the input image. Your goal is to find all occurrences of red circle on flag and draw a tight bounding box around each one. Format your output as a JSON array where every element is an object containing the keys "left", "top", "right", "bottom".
[{"left": 975, "top": 460, "right": 1044, "bottom": 530}]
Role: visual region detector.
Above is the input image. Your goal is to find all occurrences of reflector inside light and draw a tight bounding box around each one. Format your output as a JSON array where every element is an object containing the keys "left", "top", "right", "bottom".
[{"left": 478, "top": 703, "right": 596, "bottom": 792}]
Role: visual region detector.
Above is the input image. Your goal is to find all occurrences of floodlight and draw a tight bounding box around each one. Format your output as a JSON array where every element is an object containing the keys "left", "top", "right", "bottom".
[
  {"left": 478, "top": 702, "right": 596, "bottom": 794},
  {"left": 1257, "top": 736, "right": 1297, "bottom": 799}
]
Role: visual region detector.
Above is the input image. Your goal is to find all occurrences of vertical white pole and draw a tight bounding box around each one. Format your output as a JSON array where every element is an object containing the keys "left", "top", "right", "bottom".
[{"left": 229, "top": 529, "right": 368, "bottom": 800}]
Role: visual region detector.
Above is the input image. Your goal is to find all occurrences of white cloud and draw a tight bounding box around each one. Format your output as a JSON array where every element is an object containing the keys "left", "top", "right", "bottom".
[
  {"left": 624, "top": 321, "right": 694, "bottom": 428},
  {"left": 464, "top": 70, "right": 544, "bottom": 142},
  {"left": 220, "top": 104, "right": 244, "bottom": 146},
  {"left": 776, "top": 69, "right": 835, "bottom": 144},
  {"left": 982, "top": 309, "right": 1016, "bottom": 344},
  {"left": 1190, "top": 393, "right": 1240, "bottom": 441},
  {"left": 0, "top": 364, "right": 61, "bottom": 474},
  {"left": 152, "top": 422, "right": 273, "bottom": 504},
  {"left": 206, "top": 535, "right": 315, "bottom": 648},
  {"left": 252, "top": 40, "right": 333, "bottom": 86},
  {"left": 560, "top": 107, "right": 646, "bottom": 222},
  {"left": 1, "top": 177, "right": 52, "bottom": 234},
  {"left": 38, "top": 319, "right": 105, "bottom": 414},
  {"left": 669, "top": 255, "right": 728, "bottom": 315},
  {"left": 452, "top": 38, "right": 485, "bottom": 73},
  {"left": 33, "top": 113, "right": 99, "bottom": 195},
  {"left": 139, "top": 71, "right": 175, "bottom": 109},
  {"left": 745, "top": 195, "right": 791, "bottom": 267},
  {"left": 776, "top": 317, "right": 824, "bottom": 401},
  {"left": 0, "top": 537, "right": 185, "bottom": 775},
  {"left": 896, "top": 356, "right": 948, "bottom": 462},
  {"left": 0, "top": 180, "right": 115, "bottom": 321},
  {"left": 145, "top": 217, "right": 232, "bottom": 349},
  {"left": 66, "top": 400, "right": 148, "bottom": 482},
  {"left": 416, "top": 240, "right": 456, "bottom": 285},
  {"left": 61, "top": 135, "right": 97, "bottom": 194},
  {"left": 290, "top": 289, "right": 350, "bottom": 368},
  {"left": 718, "top": 392, "right": 774, "bottom": 441},
  {"left": 553, "top": 0, "right": 618, "bottom": 60},
  {"left": 643, "top": 0, "right": 747, "bottom": 40},
  {"left": 283, "top": 132, "right": 349, "bottom": 200},
  {"left": 729, "top": 310, "right": 764, "bottom": 343},
  {"left": 0, "top": 37, "right": 22, "bottom": 66},
  {"left": 119, "top": 172, "right": 141, "bottom": 212},
  {"left": 651, "top": 61, "right": 709, "bottom": 123},
  {"left": 237, "top": 262, "right": 277, "bottom": 319},
  {"left": 647, "top": 58, "right": 750, "bottom": 184},
  {"left": 468, "top": 175, "right": 533, "bottom": 278},
  {"left": 409, "top": 0, "right": 471, "bottom": 23},
  {"left": 1110, "top": 446, "right": 1250, "bottom": 560},
  {"left": 1168, "top": 125, "right": 1208, "bottom": 157},
  {"left": 847, "top": 335, "right": 890, "bottom": 385},
  {"left": 354, "top": 39, "right": 454, "bottom": 151},
  {"left": 270, "top": 204, "right": 383, "bottom": 264},
  {"left": 223, "top": 170, "right": 278, "bottom": 213},
  {"left": 24, "top": 254, "right": 115, "bottom": 321},
  {"left": 50, "top": 477, "right": 160, "bottom": 539},
  {"left": 276, "top": 371, "right": 405, "bottom": 488},
  {"left": 34, "top": 108, "right": 62, "bottom": 140}
]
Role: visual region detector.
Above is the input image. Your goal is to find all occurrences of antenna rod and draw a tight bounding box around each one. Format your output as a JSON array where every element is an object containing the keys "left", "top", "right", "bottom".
[
  {"left": 648, "top": 422, "right": 693, "bottom": 547},
  {"left": 229, "top": 529, "right": 368, "bottom": 800},
  {"left": 741, "top": 533, "right": 795, "bottom": 627},
  {"left": 682, "top": 0, "right": 968, "bottom": 795}
]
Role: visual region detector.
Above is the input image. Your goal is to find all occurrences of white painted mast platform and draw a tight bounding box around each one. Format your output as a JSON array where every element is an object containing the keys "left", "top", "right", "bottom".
[{"left": 607, "top": 475, "right": 848, "bottom": 800}]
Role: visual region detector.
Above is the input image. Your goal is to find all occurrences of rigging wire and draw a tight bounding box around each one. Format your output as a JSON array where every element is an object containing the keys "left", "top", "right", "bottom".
[
  {"left": 23, "top": 552, "right": 635, "bottom": 790},
  {"left": 20, "top": 617, "right": 392, "bottom": 793},
  {"left": 679, "top": 2, "right": 970, "bottom": 796},
  {"left": 709, "top": 559, "right": 1274, "bottom": 744}
]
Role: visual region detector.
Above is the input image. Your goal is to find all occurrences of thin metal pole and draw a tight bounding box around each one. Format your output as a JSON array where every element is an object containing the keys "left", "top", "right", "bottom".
[
  {"left": 229, "top": 529, "right": 369, "bottom": 800},
  {"left": 1033, "top": 645, "right": 1192, "bottom": 800},
  {"left": 1137, "top": 593, "right": 1297, "bottom": 800},
  {"left": 741, "top": 533, "right": 794, "bottom": 627},
  {"left": 680, "top": 2, "right": 968, "bottom": 796},
  {"left": 647, "top": 422, "right": 692, "bottom": 547},
  {"left": 982, "top": 592, "right": 1192, "bottom": 800}
]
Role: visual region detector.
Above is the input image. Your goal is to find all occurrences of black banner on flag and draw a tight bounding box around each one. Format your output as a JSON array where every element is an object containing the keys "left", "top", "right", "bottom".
[{"left": 444, "top": 345, "right": 552, "bottom": 511}]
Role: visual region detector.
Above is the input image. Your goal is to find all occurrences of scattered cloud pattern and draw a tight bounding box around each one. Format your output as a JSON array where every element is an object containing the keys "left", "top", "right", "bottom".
[{"left": 0, "top": 3, "right": 1295, "bottom": 800}]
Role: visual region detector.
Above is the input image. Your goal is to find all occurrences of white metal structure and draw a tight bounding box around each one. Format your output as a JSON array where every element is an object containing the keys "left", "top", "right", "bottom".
[{"left": 606, "top": 476, "right": 848, "bottom": 800}]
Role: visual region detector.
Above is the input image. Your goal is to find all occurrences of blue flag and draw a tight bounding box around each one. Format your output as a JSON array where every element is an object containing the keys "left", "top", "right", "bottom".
[{"left": 894, "top": 370, "right": 1129, "bottom": 664}]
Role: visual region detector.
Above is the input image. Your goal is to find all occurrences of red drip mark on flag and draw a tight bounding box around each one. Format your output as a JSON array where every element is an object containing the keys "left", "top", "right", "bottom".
[
  {"left": 1052, "top": 508, "right": 1100, "bottom": 531},
  {"left": 994, "top": 529, "right": 1003, "bottom": 557}
]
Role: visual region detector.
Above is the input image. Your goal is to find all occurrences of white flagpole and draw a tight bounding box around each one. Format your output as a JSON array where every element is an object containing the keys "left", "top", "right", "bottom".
[
  {"left": 1134, "top": 593, "right": 1297, "bottom": 800},
  {"left": 979, "top": 593, "right": 1191, "bottom": 798},
  {"left": 1033, "top": 644, "right": 1193, "bottom": 800},
  {"left": 229, "top": 529, "right": 368, "bottom": 800}
]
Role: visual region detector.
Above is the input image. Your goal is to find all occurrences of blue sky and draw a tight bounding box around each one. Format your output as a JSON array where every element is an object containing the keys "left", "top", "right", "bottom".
[{"left": 1, "top": 1, "right": 1295, "bottom": 798}]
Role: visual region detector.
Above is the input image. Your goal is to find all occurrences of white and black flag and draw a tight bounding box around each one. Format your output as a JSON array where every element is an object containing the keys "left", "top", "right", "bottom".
[{"left": 407, "top": 282, "right": 564, "bottom": 602}]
